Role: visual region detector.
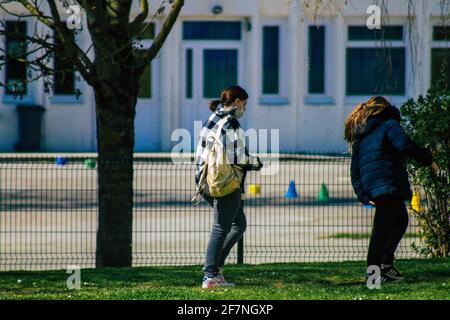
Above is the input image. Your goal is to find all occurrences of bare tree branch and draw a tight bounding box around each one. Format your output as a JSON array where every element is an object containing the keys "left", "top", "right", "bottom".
[
  {"left": 1, "top": 0, "right": 95, "bottom": 87},
  {"left": 14, "top": 0, "right": 54, "bottom": 27},
  {"left": 0, "top": 1, "right": 51, "bottom": 19},
  {"left": 1, "top": 0, "right": 184, "bottom": 94},
  {"left": 129, "top": 0, "right": 149, "bottom": 37},
  {"left": 139, "top": 0, "right": 184, "bottom": 64},
  {"left": 47, "top": 0, "right": 94, "bottom": 85}
]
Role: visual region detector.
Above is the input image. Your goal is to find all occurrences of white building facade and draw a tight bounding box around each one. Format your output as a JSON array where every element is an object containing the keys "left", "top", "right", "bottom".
[{"left": 0, "top": 0, "right": 449, "bottom": 153}]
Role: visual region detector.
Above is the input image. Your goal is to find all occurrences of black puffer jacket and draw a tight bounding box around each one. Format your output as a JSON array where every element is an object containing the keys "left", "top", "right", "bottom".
[{"left": 350, "top": 106, "right": 433, "bottom": 204}]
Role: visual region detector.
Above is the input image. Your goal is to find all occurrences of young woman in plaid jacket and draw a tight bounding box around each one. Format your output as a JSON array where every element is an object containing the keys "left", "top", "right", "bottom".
[{"left": 194, "top": 85, "right": 263, "bottom": 289}]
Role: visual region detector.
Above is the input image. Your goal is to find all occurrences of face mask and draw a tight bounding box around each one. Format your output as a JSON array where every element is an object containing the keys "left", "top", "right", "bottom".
[{"left": 234, "top": 108, "right": 245, "bottom": 119}]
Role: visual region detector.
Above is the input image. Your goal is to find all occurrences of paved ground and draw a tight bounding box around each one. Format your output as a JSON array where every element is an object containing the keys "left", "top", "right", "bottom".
[{"left": 0, "top": 157, "right": 422, "bottom": 270}]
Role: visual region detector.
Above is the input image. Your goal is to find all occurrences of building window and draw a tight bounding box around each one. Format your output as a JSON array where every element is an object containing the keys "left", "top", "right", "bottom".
[
  {"left": 5, "top": 21, "right": 28, "bottom": 96},
  {"left": 348, "top": 25, "right": 403, "bottom": 41},
  {"left": 183, "top": 21, "right": 242, "bottom": 41},
  {"left": 260, "top": 20, "right": 287, "bottom": 105},
  {"left": 132, "top": 23, "right": 155, "bottom": 99},
  {"left": 431, "top": 26, "right": 450, "bottom": 90},
  {"left": 185, "top": 48, "right": 193, "bottom": 99},
  {"left": 53, "top": 25, "right": 76, "bottom": 95},
  {"left": 182, "top": 21, "right": 242, "bottom": 100},
  {"left": 262, "top": 26, "right": 280, "bottom": 95},
  {"left": 346, "top": 26, "right": 405, "bottom": 96},
  {"left": 203, "top": 49, "right": 238, "bottom": 99},
  {"left": 308, "top": 25, "right": 325, "bottom": 94}
]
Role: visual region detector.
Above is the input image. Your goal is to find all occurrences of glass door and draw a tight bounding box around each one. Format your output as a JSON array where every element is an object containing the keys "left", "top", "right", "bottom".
[
  {"left": 180, "top": 21, "right": 245, "bottom": 151},
  {"left": 181, "top": 44, "right": 243, "bottom": 150}
]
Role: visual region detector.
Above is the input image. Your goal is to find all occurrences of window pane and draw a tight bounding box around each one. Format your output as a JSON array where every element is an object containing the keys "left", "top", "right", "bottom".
[
  {"left": 183, "top": 21, "right": 241, "bottom": 40},
  {"left": 348, "top": 26, "right": 403, "bottom": 41},
  {"left": 186, "top": 49, "right": 193, "bottom": 99},
  {"left": 308, "top": 26, "right": 325, "bottom": 94},
  {"left": 431, "top": 48, "right": 450, "bottom": 90},
  {"left": 262, "top": 26, "right": 280, "bottom": 94},
  {"left": 5, "top": 21, "right": 27, "bottom": 95},
  {"left": 433, "top": 26, "right": 450, "bottom": 41},
  {"left": 138, "top": 61, "right": 152, "bottom": 98},
  {"left": 54, "top": 25, "right": 76, "bottom": 95},
  {"left": 346, "top": 48, "right": 405, "bottom": 95},
  {"left": 203, "top": 49, "right": 238, "bottom": 98}
]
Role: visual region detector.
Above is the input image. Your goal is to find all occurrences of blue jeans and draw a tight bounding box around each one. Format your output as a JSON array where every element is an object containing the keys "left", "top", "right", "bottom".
[{"left": 203, "top": 188, "right": 247, "bottom": 278}]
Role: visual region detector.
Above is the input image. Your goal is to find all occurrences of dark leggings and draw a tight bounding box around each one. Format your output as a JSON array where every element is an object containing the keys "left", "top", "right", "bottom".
[
  {"left": 203, "top": 188, "right": 247, "bottom": 278},
  {"left": 367, "top": 195, "right": 409, "bottom": 267}
]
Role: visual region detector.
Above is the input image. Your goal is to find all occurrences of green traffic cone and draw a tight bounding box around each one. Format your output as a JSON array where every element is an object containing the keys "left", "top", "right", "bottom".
[
  {"left": 84, "top": 158, "right": 96, "bottom": 169},
  {"left": 318, "top": 183, "right": 329, "bottom": 202}
]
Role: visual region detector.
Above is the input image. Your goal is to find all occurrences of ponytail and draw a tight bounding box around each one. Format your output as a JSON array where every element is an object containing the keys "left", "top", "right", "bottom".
[
  {"left": 209, "top": 100, "right": 222, "bottom": 112},
  {"left": 209, "top": 85, "right": 249, "bottom": 112}
]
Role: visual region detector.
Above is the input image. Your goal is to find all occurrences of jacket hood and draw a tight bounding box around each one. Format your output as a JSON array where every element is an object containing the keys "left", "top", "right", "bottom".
[{"left": 355, "top": 105, "right": 401, "bottom": 139}]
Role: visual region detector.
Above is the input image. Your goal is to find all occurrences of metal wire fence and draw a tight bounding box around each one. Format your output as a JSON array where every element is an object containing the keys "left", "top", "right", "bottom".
[{"left": 0, "top": 154, "right": 423, "bottom": 271}]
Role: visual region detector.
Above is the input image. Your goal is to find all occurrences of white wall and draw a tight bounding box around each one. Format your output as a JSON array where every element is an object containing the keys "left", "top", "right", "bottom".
[
  {"left": 0, "top": 0, "right": 447, "bottom": 153},
  {"left": 0, "top": 105, "right": 18, "bottom": 151},
  {"left": 41, "top": 95, "right": 95, "bottom": 152}
]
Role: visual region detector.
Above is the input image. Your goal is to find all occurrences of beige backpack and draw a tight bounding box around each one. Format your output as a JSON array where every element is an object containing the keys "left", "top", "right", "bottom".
[{"left": 192, "top": 116, "right": 243, "bottom": 204}]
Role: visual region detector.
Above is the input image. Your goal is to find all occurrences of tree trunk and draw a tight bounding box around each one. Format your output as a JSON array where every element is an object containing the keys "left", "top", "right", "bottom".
[
  {"left": 95, "top": 89, "right": 136, "bottom": 267},
  {"left": 83, "top": 0, "right": 144, "bottom": 267},
  {"left": 85, "top": 0, "right": 183, "bottom": 267},
  {"left": 93, "top": 52, "right": 141, "bottom": 268}
]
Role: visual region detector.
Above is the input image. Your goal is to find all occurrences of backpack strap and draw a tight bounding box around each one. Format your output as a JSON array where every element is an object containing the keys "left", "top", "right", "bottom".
[{"left": 207, "top": 115, "right": 230, "bottom": 147}]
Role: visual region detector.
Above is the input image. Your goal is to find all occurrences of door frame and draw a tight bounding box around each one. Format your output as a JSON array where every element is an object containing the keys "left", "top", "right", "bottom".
[{"left": 179, "top": 19, "right": 247, "bottom": 147}]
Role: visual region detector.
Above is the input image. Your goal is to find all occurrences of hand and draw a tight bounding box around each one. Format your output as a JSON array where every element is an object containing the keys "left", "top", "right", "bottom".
[
  {"left": 431, "top": 162, "right": 440, "bottom": 175},
  {"left": 257, "top": 157, "right": 263, "bottom": 168},
  {"left": 253, "top": 157, "right": 263, "bottom": 171}
]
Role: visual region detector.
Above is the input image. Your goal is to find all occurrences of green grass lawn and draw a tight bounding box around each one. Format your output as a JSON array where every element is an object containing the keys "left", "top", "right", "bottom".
[{"left": 0, "top": 259, "right": 449, "bottom": 300}]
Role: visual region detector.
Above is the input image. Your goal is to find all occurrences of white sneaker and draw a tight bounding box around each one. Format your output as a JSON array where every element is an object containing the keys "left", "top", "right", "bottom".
[{"left": 202, "top": 275, "right": 235, "bottom": 289}]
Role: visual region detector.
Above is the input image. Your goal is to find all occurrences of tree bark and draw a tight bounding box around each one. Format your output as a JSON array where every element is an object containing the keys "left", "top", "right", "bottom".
[
  {"left": 95, "top": 87, "right": 137, "bottom": 267},
  {"left": 92, "top": 27, "right": 142, "bottom": 268}
]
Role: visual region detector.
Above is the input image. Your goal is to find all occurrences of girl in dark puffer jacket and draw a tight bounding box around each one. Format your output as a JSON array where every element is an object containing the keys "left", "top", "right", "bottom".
[{"left": 344, "top": 96, "right": 439, "bottom": 283}]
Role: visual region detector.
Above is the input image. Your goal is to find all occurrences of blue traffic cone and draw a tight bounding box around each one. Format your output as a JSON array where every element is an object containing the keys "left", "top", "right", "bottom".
[
  {"left": 285, "top": 180, "right": 298, "bottom": 198},
  {"left": 55, "top": 156, "right": 68, "bottom": 166}
]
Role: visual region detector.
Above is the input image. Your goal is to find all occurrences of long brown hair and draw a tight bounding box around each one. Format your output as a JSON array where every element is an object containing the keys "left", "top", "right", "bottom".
[
  {"left": 344, "top": 96, "right": 393, "bottom": 145},
  {"left": 209, "top": 85, "right": 249, "bottom": 112}
]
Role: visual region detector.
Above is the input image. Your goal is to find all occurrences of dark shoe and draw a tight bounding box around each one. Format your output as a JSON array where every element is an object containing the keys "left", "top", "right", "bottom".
[{"left": 381, "top": 264, "right": 404, "bottom": 282}]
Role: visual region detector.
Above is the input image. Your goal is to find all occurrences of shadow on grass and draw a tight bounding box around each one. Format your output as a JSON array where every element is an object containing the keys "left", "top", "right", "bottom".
[
  {"left": 404, "top": 270, "right": 450, "bottom": 284},
  {"left": 1, "top": 260, "right": 448, "bottom": 293}
]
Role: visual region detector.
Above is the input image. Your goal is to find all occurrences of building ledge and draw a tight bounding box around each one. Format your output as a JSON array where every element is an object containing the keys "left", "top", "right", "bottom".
[
  {"left": 258, "top": 96, "right": 289, "bottom": 106},
  {"left": 304, "top": 96, "right": 335, "bottom": 106}
]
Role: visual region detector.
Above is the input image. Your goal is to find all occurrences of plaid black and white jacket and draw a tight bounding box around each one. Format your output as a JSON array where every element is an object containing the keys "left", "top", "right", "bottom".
[{"left": 194, "top": 106, "right": 258, "bottom": 186}]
